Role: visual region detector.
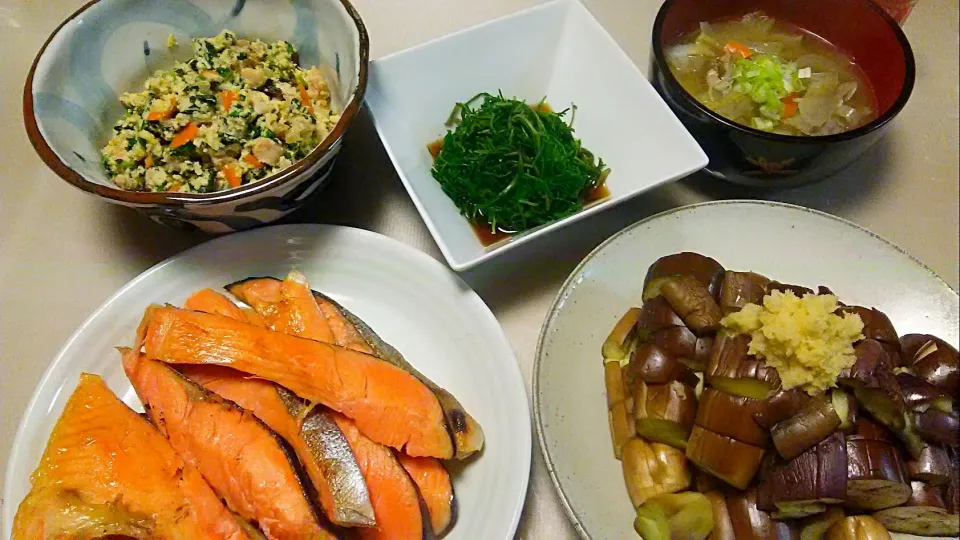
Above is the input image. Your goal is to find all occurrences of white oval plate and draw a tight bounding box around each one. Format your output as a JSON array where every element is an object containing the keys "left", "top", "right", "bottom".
[
  {"left": 3, "top": 224, "right": 530, "bottom": 539},
  {"left": 535, "top": 200, "right": 959, "bottom": 540}
]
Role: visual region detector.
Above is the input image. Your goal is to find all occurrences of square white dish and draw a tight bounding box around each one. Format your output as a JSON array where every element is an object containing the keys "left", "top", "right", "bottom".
[{"left": 366, "top": 0, "right": 707, "bottom": 271}]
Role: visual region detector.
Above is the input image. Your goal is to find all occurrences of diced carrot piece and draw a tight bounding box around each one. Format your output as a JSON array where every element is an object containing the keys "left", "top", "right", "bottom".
[
  {"left": 223, "top": 165, "right": 242, "bottom": 188},
  {"left": 170, "top": 123, "right": 199, "bottom": 148},
  {"left": 298, "top": 82, "right": 315, "bottom": 114},
  {"left": 147, "top": 97, "right": 178, "bottom": 121},
  {"left": 243, "top": 153, "right": 262, "bottom": 168},
  {"left": 144, "top": 154, "right": 154, "bottom": 168},
  {"left": 167, "top": 183, "right": 184, "bottom": 192},
  {"left": 724, "top": 40, "right": 752, "bottom": 58},
  {"left": 220, "top": 90, "right": 237, "bottom": 113},
  {"left": 782, "top": 95, "right": 799, "bottom": 118}
]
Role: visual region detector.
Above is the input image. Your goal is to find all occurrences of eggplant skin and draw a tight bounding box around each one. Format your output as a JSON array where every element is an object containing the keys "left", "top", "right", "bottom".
[
  {"left": 838, "top": 306, "right": 900, "bottom": 351},
  {"left": 771, "top": 396, "right": 842, "bottom": 460},
  {"left": 911, "top": 346, "right": 959, "bottom": 398},
  {"left": 696, "top": 388, "right": 769, "bottom": 447},
  {"left": 726, "top": 488, "right": 800, "bottom": 540},
  {"left": 644, "top": 252, "right": 725, "bottom": 299},
  {"left": 845, "top": 438, "right": 911, "bottom": 511},
  {"left": 628, "top": 343, "right": 699, "bottom": 387},
  {"left": 895, "top": 372, "right": 948, "bottom": 411},
  {"left": 719, "top": 271, "right": 770, "bottom": 315},
  {"left": 660, "top": 276, "right": 723, "bottom": 336},
  {"left": 766, "top": 281, "right": 815, "bottom": 298},
  {"left": 754, "top": 389, "right": 811, "bottom": 430},
  {"left": 900, "top": 335, "right": 959, "bottom": 366},
  {"left": 906, "top": 445, "right": 954, "bottom": 486},
  {"left": 757, "top": 433, "right": 848, "bottom": 514},
  {"left": 912, "top": 408, "right": 960, "bottom": 447},
  {"left": 639, "top": 296, "right": 686, "bottom": 333},
  {"left": 686, "top": 426, "right": 765, "bottom": 490},
  {"left": 840, "top": 340, "right": 905, "bottom": 433}
]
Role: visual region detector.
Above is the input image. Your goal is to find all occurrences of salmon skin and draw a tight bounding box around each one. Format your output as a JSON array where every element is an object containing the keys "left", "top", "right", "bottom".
[
  {"left": 227, "top": 276, "right": 484, "bottom": 460},
  {"left": 122, "top": 350, "right": 336, "bottom": 540},
  {"left": 332, "top": 412, "right": 435, "bottom": 540},
  {"left": 140, "top": 305, "right": 455, "bottom": 459},
  {"left": 13, "top": 373, "right": 249, "bottom": 540},
  {"left": 398, "top": 455, "right": 457, "bottom": 537},
  {"left": 181, "top": 288, "right": 376, "bottom": 528},
  {"left": 180, "top": 364, "right": 377, "bottom": 528}
]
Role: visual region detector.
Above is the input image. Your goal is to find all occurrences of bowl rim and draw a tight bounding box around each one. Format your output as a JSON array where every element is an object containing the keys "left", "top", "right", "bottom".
[
  {"left": 23, "top": 0, "right": 370, "bottom": 207},
  {"left": 651, "top": 0, "right": 916, "bottom": 144}
]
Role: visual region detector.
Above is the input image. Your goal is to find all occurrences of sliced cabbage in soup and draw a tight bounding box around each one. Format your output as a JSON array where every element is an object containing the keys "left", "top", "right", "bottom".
[{"left": 666, "top": 12, "right": 877, "bottom": 136}]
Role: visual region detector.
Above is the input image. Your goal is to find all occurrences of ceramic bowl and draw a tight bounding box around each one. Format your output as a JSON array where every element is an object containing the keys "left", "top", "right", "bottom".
[
  {"left": 24, "top": 0, "right": 368, "bottom": 233},
  {"left": 366, "top": 0, "right": 708, "bottom": 271},
  {"left": 650, "top": 0, "right": 915, "bottom": 188}
]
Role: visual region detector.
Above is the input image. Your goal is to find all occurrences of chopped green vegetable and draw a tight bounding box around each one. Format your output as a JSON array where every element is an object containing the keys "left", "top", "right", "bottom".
[{"left": 431, "top": 92, "right": 609, "bottom": 233}]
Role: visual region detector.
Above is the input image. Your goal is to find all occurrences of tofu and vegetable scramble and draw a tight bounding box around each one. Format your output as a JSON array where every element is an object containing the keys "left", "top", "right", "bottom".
[{"left": 101, "top": 31, "right": 340, "bottom": 193}]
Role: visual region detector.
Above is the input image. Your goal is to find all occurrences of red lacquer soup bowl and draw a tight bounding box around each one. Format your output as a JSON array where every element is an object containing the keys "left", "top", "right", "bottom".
[{"left": 650, "top": 0, "right": 915, "bottom": 188}]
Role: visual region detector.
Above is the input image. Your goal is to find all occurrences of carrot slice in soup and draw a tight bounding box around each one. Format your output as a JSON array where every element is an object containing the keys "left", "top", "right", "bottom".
[
  {"left": 140, "top": 305, "right": 455, "bottom": 459},
  {"left": 13, "top": 374, "right": 248, "bottom": 540},
  {"left": 122, "top": 350, "right": 336, "bottom": 539},
  {"left": 398, "top": 455, "right": 457, "bottom": 536},
  {"left": 185, "top": 288, "right": 247, "bottom": 319}
]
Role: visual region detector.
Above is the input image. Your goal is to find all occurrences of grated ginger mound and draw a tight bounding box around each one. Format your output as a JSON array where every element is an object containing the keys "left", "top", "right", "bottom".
[{"left": 721, "top": 290, "right": 864, "bottom": 395}]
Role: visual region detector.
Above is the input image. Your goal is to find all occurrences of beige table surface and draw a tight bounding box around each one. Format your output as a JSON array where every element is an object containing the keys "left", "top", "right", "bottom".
[{"left": 1, "top": 0, "right": 957, "bottom": 536}]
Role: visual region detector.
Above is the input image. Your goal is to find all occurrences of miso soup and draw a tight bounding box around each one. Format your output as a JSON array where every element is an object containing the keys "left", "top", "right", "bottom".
[{"left": 666, "top": 12, "right": 877, "bottom": 136}]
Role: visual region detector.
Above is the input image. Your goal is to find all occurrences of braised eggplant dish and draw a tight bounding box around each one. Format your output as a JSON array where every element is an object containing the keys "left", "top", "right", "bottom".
[{"left": 602, "top": 252, "right": 960, "bottom": 539}]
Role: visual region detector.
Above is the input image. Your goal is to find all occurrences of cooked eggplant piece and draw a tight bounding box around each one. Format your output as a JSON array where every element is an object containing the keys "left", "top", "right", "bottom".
[
  {"left": 644, "top": 252, "right": 725, "bottom": 300},
  {"left": 771, "top": 395, "right": 843, "bottom": 460},
  {"left": 824, "top": 516, "right": 891, "bottom": 540},
  {"left": 832, "top": 389, "right": 859, "bottom": 432},
  {"left": 686, "top": 425, "right": 766, "bottom": 489},
  {"left": 872, "top": 480, "right": 959, "bottom": 537},
  {"left": 907, "top": 445, "right": 953, "bottom": 485},
  {"left": 839, "top": 306, "right": 900, "bottom": 352},
  {"left": 755, "top": 389, "right": 812, "bottom": 430},
  {"left": 602, "top": 307, "right": 642, "bottom": 360},
  {"left": 848, "top": 416, "right": 895, "bottom": 443},
  {"left": 604, "top": 361, "right": 627, "bottom": 408},
  {"left": 910, "top": 344, "right": 959, "bottom": 398},
  {"left": 660, "top": 276, "right": 723, "bottom": 335},
  {"left": 635, "top": 492, "right": 716, "bottom": 540},
  {"left": 608, "top": 400, "right": 635, "bottom": 460},
  {"left": 651, "top": 325, "right": 699, "bottom": 359},
  {"left": 634, "top": 499, "right": 670, "bottom": 539},
  {"left": 839, "top": 340, "right": 905, "bottom": 432},
  {"left": 719, "top": 271, "right": 771, "bottom": 315},
  {"left": 705, "top": 491, "right": 735, "bottom": 540},
  {"left": 691, "top": 336, "right": 714, "bottom": 372},
  {"left": 947, "top": 473, "right": 959, "bottom": 514},
  {"left": 727, "top": 488, "right": 800, "bottom": 540},
  {"left": 696, "top": 388, "right": 769, "bottom": 447},
  {"left": 900, "top": 335, "right": 959, "bottom": 367},
  {"left": 913, "top": 407, "right": 960, "bottom": 447},
  {"left": 800, "top": 506, "right": 846, "bottom": 540},
  {"left": 757, "top": 433, "right": 847, "bottom": 519},
  {"left": 634, "top": 380, "right": 697, "bottom": 449},
  {"left": 639, "top": 296, "right": 686, "bottom": 333},
  {"left": 695, "top": 470, "right": 726, "bottom": 494},
  {"left": 629, "top": 343, "right": 699, "bottom": 387},
  {"left": 621, "top": 438, "right": 691, "bottom": 507},
  {"left": 895, "top": 372, "right": 953, "bottom": 412},
  {"left": 706, "top": 333, "right": 780, "bottom": 400},
  {"left": 845, "top": 438, "right": 911, "bottom": 510}
]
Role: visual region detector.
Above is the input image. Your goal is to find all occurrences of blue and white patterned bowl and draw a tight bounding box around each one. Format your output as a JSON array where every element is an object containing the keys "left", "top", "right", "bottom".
[{"left": 24, "top": 0, "right": 369, "bottom": 233}]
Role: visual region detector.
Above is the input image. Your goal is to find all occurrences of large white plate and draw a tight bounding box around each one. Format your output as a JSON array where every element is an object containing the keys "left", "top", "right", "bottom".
[
  {"left": 535, "top": 201, "right": 959, "bottom": 539},
  {"left": 3, "top": 224, "right": 531, "bottom": 539}
]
